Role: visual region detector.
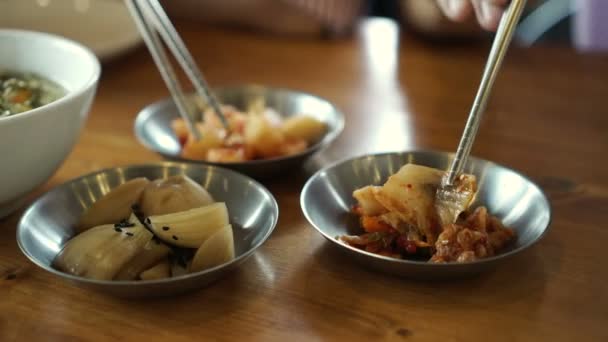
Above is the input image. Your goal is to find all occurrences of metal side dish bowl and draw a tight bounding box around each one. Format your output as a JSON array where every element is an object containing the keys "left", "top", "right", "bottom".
[
  {"left": 300, "top": 150, "right": 551, "bottom": 279},
  {"left": 134, "top": 85, "right": 344, "bottom": 179},
  {"left": 17, "top": 162, "right": 278, "bottom": 298}
]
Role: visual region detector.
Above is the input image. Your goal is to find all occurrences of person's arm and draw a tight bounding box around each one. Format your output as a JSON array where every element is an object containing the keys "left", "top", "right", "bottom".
[
  {"left": 164, "top": 0, "right": 363, "bottom": 37},
  {"left": 164, "top": 0, "right": 322, "bottom": 35}
]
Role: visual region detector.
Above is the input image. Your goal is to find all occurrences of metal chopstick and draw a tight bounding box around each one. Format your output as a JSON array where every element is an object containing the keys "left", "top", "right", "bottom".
[
  {"left": 443, "top": 0, "right": 527, "bottom": 186},
  {"left": 125, "top": 0, "right": 229, "bottom": 141},
  {"left": 142, "top": 0, "right": 228, "bottom": 130}
]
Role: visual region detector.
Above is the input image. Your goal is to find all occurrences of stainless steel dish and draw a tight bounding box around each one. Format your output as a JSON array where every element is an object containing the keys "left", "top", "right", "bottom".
[
  {"left": 300, "top": 151, "right": 551, "bottom": 279},
  {"left": 17, "top": 162, "right": 278, "bottom": 298},
  {"left": 134, "top": 85, "right": 344, "bottom": 179}
]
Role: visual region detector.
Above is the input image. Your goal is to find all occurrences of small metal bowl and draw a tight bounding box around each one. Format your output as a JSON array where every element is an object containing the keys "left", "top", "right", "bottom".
[
  {"left": 17, "top": 162, "right": 278, "bottom": 298},
  {"left": 301, "top": 151, "right": 551, "bottom": 279},
  {"left": 134, "top": 85, "right": 344, "bottom": 179}
]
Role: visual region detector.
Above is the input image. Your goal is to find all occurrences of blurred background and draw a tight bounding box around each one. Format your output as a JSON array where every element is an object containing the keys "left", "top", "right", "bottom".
[
  {"left": 378, "top": 0, "right": 595, "bottom": 47},
  {"left": 0, "top": 0, "right": 605, "bottom": 63}
]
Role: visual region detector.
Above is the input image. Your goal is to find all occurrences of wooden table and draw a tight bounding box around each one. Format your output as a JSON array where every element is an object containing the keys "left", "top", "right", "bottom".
[{"left": 1, "top": 19, "right": 607, "bottom": 341}]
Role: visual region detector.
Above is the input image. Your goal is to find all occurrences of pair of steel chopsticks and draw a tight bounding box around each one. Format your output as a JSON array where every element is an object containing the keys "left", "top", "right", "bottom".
[{"left": 125, "top": 0, "right": 228, "bottom": 140}]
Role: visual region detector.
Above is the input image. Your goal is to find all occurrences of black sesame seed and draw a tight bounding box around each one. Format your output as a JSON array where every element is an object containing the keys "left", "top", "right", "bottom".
[
  {"left": 162, "top": 226, "right": 170, "bottom": 231},
  {"left": 126, "top": 232, "right": 134, "bottom": 237},
  {"left": 114, "top": 227, "right": 122, "bottom": 232},
  {"left": 145, "top": 218, "right": 151, "bottom": 224},
  {"left": 172, "top": 235, "right": 178, "bottom": 240}
]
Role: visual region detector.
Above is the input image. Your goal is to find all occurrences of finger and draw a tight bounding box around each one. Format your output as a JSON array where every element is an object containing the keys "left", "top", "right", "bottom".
[
  {"left": 472, "top": 0, "right": 508, "bottom": 31},
  {"left": 437, "top": 0, "right": 475, "bottom": 22}
]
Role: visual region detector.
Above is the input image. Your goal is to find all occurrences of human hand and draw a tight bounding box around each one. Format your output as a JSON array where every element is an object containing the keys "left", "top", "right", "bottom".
[{"left": 436, "top": 0, "right": 508, "bottom": 31}]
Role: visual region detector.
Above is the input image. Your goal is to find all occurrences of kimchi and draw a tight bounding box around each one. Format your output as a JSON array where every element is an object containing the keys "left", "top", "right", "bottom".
[{"left": 339, "top": 164, "right": 516, "bottom": 263}]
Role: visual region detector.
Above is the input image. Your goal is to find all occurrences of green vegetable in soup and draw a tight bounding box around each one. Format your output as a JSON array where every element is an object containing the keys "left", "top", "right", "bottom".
[{"left": 0, "top": 71, "right": 65, "bottom": 117}]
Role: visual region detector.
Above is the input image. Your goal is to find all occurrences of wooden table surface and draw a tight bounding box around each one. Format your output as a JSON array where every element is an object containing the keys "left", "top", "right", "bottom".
[{"left": 1, "top": 19, "right": 607, "bottom": 341}]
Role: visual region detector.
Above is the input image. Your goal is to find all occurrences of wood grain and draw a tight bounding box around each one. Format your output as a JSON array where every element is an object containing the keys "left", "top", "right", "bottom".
[{"left": 1, "top": 18, "right": 607, "bottom": 341}]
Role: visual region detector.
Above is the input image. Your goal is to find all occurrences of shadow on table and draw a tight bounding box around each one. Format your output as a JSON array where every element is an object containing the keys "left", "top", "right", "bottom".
[
  {"left": 104, "top": 257, "right": 262, "bottom": 326},
  {"left": 277, "top": 235, "right": 560, "bottom": 338},
  {"left": 257, "top": 166, "right": 313, "bottom": 240}
]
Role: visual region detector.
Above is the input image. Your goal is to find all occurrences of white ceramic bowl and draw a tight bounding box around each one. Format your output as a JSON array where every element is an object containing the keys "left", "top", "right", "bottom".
[
  {"left": 0, "top": 29, "right": 101, "bottom": 218},
  {"left": 0, "top": 0, "right": 142, "bottom": 61}
]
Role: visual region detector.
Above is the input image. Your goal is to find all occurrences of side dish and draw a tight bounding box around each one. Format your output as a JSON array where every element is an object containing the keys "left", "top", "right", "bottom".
[
  {"left": 339, "top": 164, "right": 515, "bottom": 263},
  {"left": 171, "top": 100, "right": 326, "bottom": 162},
  {"left": 53, "top": 175, "right": 235, "bottom": 281},
  {"left": 0, "top": 71, "right": 65, "bottom": 117}
]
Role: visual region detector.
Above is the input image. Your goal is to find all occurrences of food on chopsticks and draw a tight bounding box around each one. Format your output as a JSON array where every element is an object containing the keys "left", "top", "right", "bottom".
[
  {"left": 171, "top": 100, "right": 326, "bottom": 162},
  {"left": 339, "top": 164, "right": 516, "bottom": 263},
  {"left": 53, "top": 175, "right": 235, "bottom": 281},
  {"left": 0, "top": 71, "right": 65, "bottom": 117}
]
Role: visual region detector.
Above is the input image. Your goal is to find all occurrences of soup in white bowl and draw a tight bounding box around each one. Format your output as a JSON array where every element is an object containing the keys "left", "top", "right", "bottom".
[{"left": 0, "top": 29, "right": 101, "bottom": 218}]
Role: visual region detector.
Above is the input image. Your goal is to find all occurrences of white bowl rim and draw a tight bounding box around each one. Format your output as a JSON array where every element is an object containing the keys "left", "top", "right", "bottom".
[{"left": 0, "top": 29, "right": 101, "bottom": 124}]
